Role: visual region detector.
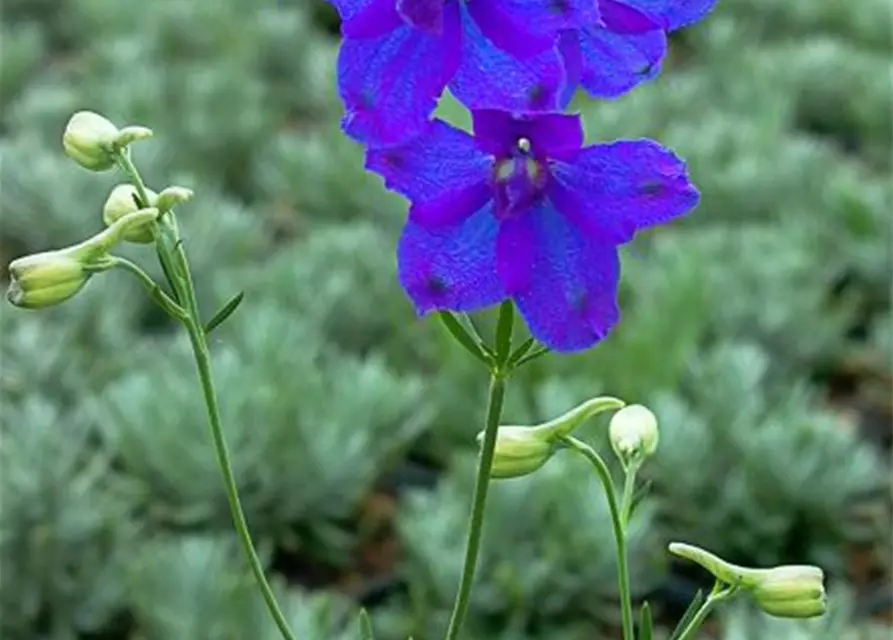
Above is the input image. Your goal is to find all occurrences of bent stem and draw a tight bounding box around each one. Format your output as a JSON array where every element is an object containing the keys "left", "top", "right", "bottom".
[
  {"left": 115, "top": 155, "right": 296, "bottom": 640},
  {"left": 562, "top": 436, "right": 635, "bottom": 640},
  {"left": 676, "top": 581, "right": 738, "bottom": 640},
  {"left": 445, "top": 373, "right": 507, "bottom": 640},
  {"left": 445, "top": 303, "right": 514, "bottom": 640}
]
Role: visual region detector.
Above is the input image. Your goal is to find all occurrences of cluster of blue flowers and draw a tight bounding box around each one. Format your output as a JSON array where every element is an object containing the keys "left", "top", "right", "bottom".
[{"left": 326, "top": 0, "right": 718, "bottom": 352}]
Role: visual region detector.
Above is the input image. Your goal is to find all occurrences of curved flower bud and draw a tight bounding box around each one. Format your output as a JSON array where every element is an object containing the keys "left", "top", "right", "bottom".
[
  {"left": 7, "top": 250, "right": 91, "bottom": 309},
  {"left": 668, "top": 543, "right": 826, "bottom": 619},
  {"left": 103, "top": 184, "right": 158, "bottom": 244},
  {"left": 6, "top": 208, "right": 159, "bottom": 309},
  {"left": 609, "top": 404, "right": 659, "bottom": 462},
  {"left": 62, "top": 111, "right": 120, "bottom": 172},
  {"left": 482, "top": 426, "right": 555, "bottom": 479},
  {"left": 112, "top": 125, "right": 153, "bottom": 148},
  {"left": 480, "top": 396, "right": 624, "bottom": 480},
  {"left": 155, "top": 186, "right": 194, "bottom": 213},
  {"left": 750, "top": 566, "right": 827, "bottom": 619}
]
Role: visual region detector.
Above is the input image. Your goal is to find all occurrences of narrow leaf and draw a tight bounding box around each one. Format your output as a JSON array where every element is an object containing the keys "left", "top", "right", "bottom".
[
  {"left": 506, "top": 337, "right": 535, "bottom": 368},
  {"left": 670, "top": 589, "right": 705, "bottom": 640},
  {"left": 514, "top": 345, "right": 550, "bottom": 368},
  {"left": 495, "top": 300, "right": 514, "bottom": 363},
  {"left": 205, "top": 291, "right": 244, "bottom": 334},
  {"left": 638, "top": 602, "right": 653, "bottom": 640},
  {"left": 154, "top": 243, "right": 181, "bottom": 303},
  {"left": 439, "top": 312, "right": 491, "bottom": 365},
  {"left": 628, "top": 479, "right": 653, "bottom": 519},
  {"left": 358, "top": 609, "right": 375, "bottom": 640}
]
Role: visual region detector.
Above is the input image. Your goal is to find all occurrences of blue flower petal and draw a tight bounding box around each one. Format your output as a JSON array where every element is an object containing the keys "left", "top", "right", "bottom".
[
  {"left": 615, "top": 0, "right": 720, "bottom": 30},
  {"left": 365, "top": 120, "right": 492, "bottom": 204},
  {"left": 497, "top": 200, "right": 620, "bottom": 352},
  {"left": 398, "top": 202, "right": 505, "bottom": 314},
  {"left": 548, "top": 139, "right": 699, "bottom": 245},
  {"left": 560, "top": 24, "right": 666, "bottom": 100},
  {"left": 325, "top": 0, "right": 378, "bottom": 22},
  {"left": 338, "top": 25, "right": 460, "bottom": 147},
  {"left": 448, "top": 2, "right": 565, "bottom": 112}
]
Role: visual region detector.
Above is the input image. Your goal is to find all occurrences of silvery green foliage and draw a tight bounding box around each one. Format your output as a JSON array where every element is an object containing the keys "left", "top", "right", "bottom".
[
  {"left": 125, "top": 534, "right": 355, "bottom": 640},
  {"left": 718, "top": 586, "right": 890, "bottom": 640},
  {"left": 0, "top": 398, "right": 131, "bottom": 638},
  {"left": 387, "top": 454, "right": 662, "bottom": 639},
  {"left": 0, "top": 22, "right": 43, "bottom": 113},
  {"left": 253, "top": 123, "right": 405, "bottom": 228},
  {"left": 232, "top": 223, "right": 412, "bottom": 355},
  {"left": 92, "top": 304, "right": 428, "bottom": 542},
  {"left": 649, "top": 343, "right": 886, "bottom": 569}
]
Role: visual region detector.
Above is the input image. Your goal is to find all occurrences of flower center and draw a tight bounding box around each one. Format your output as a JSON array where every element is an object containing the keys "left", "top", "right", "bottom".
[{"left": 492, "top": 137, "right": 548, "bottom": 219}]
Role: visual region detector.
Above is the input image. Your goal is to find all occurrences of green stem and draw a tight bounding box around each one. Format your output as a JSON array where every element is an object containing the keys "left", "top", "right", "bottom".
[
  {"left": 183, "top": 318, "right": 296, "bottom": 640},
  {"left": 620, "top": 461, "right": 638, "bottom": 529},
  {"left": 676, "top": 582, "right": 737, "bottom": 640},
  {"left": 443, "top": 303, "right": 515, "bottom": 640},
  {"left": 562, "top": 436, "right": 635, "bottom": 640},
  {"left": 444, "top": 373, "right": 507, "bottom": 640},
  {"left": 109, "top": 256, "right": 187, "bottom": 321},
  {"left": 115, "top": 154, "right": 296, "bottom": 640}
]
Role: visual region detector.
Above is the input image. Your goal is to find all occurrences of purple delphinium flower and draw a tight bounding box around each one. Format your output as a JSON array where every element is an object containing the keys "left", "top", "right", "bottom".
[
  {"left": 366, "top": 110, "right": 699, "bottom": 352},
  {"left": 559, "top": 0, "right": 721, "bottom": 102},
  {"left": 330, "top": 0, "right": 599, "bottom": 147}
]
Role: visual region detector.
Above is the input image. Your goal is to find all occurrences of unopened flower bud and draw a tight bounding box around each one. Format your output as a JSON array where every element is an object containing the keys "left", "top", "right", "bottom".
[
  {"left": 7, "top": 250, "right": 91, "bottom": 309},
  {"left": 482, "top": 427, "right": 554, "bottom": 479},
  {"left": 750, "top": 566, "right": 827, "bottom": 619},
  {"left": 479, "top": 396, "right": 624, "bottom": 480},
  {"left": 112, "top": 125, "right": 153, "bottom": 148},
  {"left": 609, "top": 404, "right": 658, "bottom": 462},
  {"left": 6, "top": 208, "right": 159, "bottom": 309},
  {"left": 155, "top": 186, "right": 194, "bottom": 212},
  {"left": 63, "top": 111, "right": 119, "bottom": 171},
  {"left": 103, "top": 184, "right": 158, "bottom": 244},
  {"left": 668, "top": 543, "right": 827, "bottom": 619}
]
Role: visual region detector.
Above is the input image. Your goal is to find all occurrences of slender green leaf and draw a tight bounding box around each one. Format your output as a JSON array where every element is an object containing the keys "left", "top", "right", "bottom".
[
  {"left": 638, "top": 601, "right": 653, "bottom": 640},
  {"left": 506, "top": 337, "right": 535, "bottom": 368},
  {"left": 438, "top": 312, "right": 491, "bottom": 365},
  {"left": 513, "top": 345, "right": 550, "bottom": 368},
  {"left": 495, "top": 300, "right": 515, "bottom": 364},
  {"left": 204, "top": 291, "right": 244, "bottom": 334},
  {"left": 358, "top": 609, "right": 375, "bottom": 640},
  {"left": 670, "top": 589, "right": 705, "bottom": 640},
  {"left": 628, "top": 479, "right": 653, "bottom": 520}
]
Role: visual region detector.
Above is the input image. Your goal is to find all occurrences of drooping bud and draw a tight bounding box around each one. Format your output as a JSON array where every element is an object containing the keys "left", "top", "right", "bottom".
[
  {"left": 103, "top": 184, "right": 158, "bottom": 244},
  {"left": 482, "top": 426, "right": 554, "bottom": 479},
  {"left": 6, "top": 208, "right": 159, "bottom": 309},
  {"left": 112, "top": 125, "right": 153, "bottom": 148},
  {"left": 480, "top": 396, "right": 624, "bottom": 480},
  {"left": 668, "top": 543, "right": 826, "bottom": 619},
  {"left": 7, "top": 250, "right": 92, "bottom": 309},
  {"left": 155, "top": 186, "right": 194, "bottom": 213},
  {"left": 609, "top": 404, "right": 659, "bottom": 463},
  {"left": 62, "top": 111, "right": 120, "bottom": 172},
  {"left": 749, "top": 566, "right": 827, "bottom": 619}
]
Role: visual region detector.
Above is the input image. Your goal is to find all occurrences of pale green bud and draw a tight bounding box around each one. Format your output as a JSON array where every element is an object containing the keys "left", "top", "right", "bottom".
[
  {"left": 609, "top": 404, "right": 658, "bottom": 462},
  {"left": 668, "top": 543, "right": 827, "bottom": 619},
  {"left": 482, "top": 427, "right": 554, "bottom": 479},
  {"left": 155, "top": 186, "right": 194, "bottom": 213},
  {"left": 6, "top": 208, "right": 159, "bottom": 309},
  {"left": 63, "top": 111, "right": 119, "bottom": 171},
  {"left": 750, "top": 566, "right": 827, "bottom": 619},
  {"left": 480, "top": 396, "right": 625, "bottom": 480},
  {"left": 112, "top": 125, "right": 153, "bottom": 148},
  {"left": 103, "top": 184, "right": 158, "bottom": 244},
  {"left": 7, "top": 250, "right": 91, "bottom": 309}
]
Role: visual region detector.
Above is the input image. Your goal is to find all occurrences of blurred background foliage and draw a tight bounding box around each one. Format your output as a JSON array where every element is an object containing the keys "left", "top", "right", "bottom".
[{"left": 0, "top": 0, "right": 890, "bottom": 638}]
